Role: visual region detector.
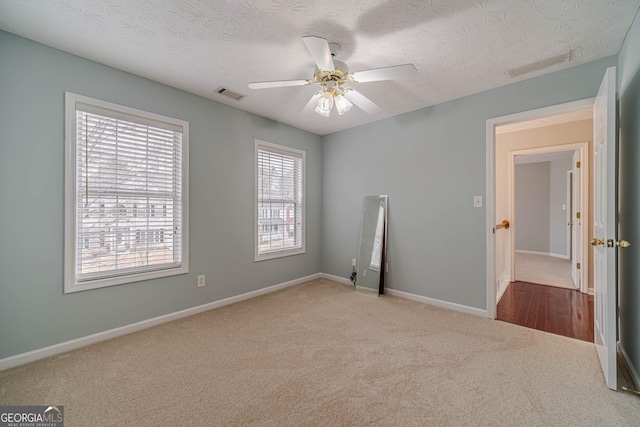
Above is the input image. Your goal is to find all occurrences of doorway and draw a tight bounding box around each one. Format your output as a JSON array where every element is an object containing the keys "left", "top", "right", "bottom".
[
  {"left": 512, "top": 148, "right": 581, "bottom": 291},
  {"left": 485, "top": 98, "right": 594, "bottom": 319}
]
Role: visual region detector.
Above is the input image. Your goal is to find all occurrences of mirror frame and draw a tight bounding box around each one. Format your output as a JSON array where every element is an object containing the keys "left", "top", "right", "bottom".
[{"left": 356, "top": 195, "right": 388, "bottom": 295}]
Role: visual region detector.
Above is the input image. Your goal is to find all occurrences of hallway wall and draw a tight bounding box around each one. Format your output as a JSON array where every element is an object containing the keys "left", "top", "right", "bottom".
[
  {"left": 549, "top": 157, "right": 573, "bottom": 256},
  {"left": 515, "top": 158, "right": 572, "bottom": 257},
  {"left": 516, "top": 162, "right": 551, "bottom": 253}
]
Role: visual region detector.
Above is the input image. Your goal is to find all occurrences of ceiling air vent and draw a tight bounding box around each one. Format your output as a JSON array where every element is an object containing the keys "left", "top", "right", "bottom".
[
  {"left": 508, "top": 51, "right": 572, "bottom": 78},
  {"left": 215, "top": 87, "right": 246, "bottom": 101}
]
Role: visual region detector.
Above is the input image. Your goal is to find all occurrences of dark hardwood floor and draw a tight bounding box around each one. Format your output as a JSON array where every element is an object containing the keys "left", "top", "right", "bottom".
[{"left": 497, "top": 281, "right": 594, "bottom": 342}]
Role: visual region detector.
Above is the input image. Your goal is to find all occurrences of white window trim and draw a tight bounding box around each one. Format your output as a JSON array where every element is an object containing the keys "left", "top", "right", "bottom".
[
  {"left": 64, "top": 92, "right": 189, "bottom": 293},
  {"left": 254, "top": 139, "right": 305, "bottom": 261}
]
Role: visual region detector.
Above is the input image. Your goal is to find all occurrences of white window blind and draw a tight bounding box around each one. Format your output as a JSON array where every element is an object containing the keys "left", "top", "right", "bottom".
[
  {"left": 65, "top": 93, "right": 188, "bottom": 292},
  {"left": 256, "top": 140, "right": 305, "bottom": 260}
]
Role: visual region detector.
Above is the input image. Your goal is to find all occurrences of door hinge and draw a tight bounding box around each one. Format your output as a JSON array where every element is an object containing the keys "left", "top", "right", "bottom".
[
  {"left": 577, "top": 263, "right": 581, "bottom": 269},
  {"left": 576, "top": 212, "right": 581, "bottom": 219},
  {"left": 576, "top": 161, "right": 581, "bottom": 168}
]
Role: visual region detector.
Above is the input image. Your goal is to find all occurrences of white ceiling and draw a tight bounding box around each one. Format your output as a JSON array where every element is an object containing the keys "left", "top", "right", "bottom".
[{"left": 1, "top": 0, "right": 638, "bottom": 136}]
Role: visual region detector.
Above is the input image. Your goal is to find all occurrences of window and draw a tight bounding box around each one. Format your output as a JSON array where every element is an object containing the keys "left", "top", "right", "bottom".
[
  {"left": 64, "top": 92, "right": 189, "bottom": 293},
  {"left": 255, "top": 140, "right": 305, "bottom": 260}
]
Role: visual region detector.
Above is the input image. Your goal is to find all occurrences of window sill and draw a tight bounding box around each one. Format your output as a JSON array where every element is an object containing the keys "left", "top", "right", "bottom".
[
  {"left": 254, "top": 248, "right": 305, "bottom": 262},
  {"left": 64, "top": 265, "right": 188, "bottom": 293}
]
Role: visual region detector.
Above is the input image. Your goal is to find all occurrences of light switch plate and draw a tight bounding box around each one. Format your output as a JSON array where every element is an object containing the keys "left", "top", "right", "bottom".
[{"left": 474, "top": 196, "right": 483, "bottom": 208}]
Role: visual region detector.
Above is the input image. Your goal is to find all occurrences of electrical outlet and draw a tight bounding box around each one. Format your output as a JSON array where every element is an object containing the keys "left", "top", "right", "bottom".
[
  {"left": 197, "top": 275, "right": 205, "bottom": 287},
  {"left": 352, "top": 258, "right": 357, "bottom": 267}
]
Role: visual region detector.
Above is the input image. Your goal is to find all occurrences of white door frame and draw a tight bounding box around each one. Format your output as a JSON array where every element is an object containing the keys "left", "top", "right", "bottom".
[
  {"left": 507, "top": 142, "right": 589, "bottom": 292},
  {"left": 571, "top": 152, "right": 582, "bottom": 289},
  {"left": 567, "top": 169, "right": 573, "bottom": 263},
  {"left": 485, "top": 98, "right": 594, "bottom": 319}
]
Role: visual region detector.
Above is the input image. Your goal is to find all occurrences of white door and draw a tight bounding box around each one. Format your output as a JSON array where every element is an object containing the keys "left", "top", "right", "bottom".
[
  {"left": 571, "top": 152, "right": 581, "bottom": 289},
  {"left": 592, "top": 66, "right": 617, "bottom": 390}
]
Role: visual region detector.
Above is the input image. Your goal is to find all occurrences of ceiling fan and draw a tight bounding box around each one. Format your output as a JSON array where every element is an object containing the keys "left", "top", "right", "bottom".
[{"left": 248, "top": 36, "right": 417, "bottom": 117}]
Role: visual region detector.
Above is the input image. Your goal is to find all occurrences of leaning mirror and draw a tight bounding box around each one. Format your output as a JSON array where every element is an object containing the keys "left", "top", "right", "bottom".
[{"left": 356, "top": 195, "right": 388, "bottom": 295}]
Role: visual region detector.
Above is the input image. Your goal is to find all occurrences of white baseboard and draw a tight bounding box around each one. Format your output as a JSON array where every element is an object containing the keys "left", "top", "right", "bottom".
[
  {"left": 318, "top": 274, "right": 487, "bottom": 317},
  {"left": 319, "top": 272, "right": 353, "bottom": 286},
  {"left": 384, "top": 288, "right": 488, "bottom": 318},
  {"left": 320, "top": 273, "right": 487, "bottom": 317},
  {"left": 516, "top": 250, "right": 548, "bottom": 256},
  {"left": 515, "top": 250, "right": 569, "bottom": 259},
  {"left": 618, "top": 342, "right": 640, "bottom": 389},
  {"left": 0, "top": 273, "right": 321, "bottom": 371}
]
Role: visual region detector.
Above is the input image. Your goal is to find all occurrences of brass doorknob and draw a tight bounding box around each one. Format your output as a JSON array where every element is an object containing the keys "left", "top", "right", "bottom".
[
  {"left": 616, "top": 240, "right": 631, "bottom": 248},
  {"left": 568, "top": 222, "right": 573, "bottom": 226},
  {"left": 590, "top": 238, "right": 604, "bottom": 246}
]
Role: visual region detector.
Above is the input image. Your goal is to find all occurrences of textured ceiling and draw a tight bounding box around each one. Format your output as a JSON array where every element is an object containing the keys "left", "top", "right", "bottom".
[{"left": 1, "top": 0, "right": 639, "bottom": 135}]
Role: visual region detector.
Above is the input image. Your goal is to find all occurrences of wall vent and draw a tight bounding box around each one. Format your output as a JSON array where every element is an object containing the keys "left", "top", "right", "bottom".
[
  {"left": 508, "top": 51, "right": 572, "bottom": 78},
  {"left": 215, "top": 87, "right": 246, "bottom": 101}
]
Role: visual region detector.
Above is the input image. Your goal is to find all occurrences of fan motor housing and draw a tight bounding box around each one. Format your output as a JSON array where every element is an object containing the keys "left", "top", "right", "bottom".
[{"left": 314, "top": 63, "right": 351, "bottom": 86}]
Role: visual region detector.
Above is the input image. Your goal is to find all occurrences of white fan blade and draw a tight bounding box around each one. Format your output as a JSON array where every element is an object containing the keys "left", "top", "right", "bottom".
[
  {"left": 248, "top": 79, "right": 310, "bottom": 89},
  {"left": 301, "top": 92, "right": 322, "bottom": 114},
  {"left": 352, "top": 64, "right": 417, "bottom": 83},
  {"left": 302, "top": 36, "right": 335, "bottom": 71},
  {"left": 343, "top": 90, "right": 382, "bottom": 115}
]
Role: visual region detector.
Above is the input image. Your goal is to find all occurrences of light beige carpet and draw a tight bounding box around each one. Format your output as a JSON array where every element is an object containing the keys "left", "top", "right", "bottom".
[
  {"left": 1, "top": 279, "right": 638, "bottom": 426},
  {"left": 515, "top": 253, "right": 576, "bottom": 289}
]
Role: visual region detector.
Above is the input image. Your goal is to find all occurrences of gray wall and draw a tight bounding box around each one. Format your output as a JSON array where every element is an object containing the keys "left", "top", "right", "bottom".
[
  {"left": 0, "top": 31, "right": 323, "bottom": 359},
  {"left": 618, "top": 10, "right": 640, "bottom": 385},
  {"left": 322, "top": 55, "right": 617, "bottom": 310},
  {"left": 515, "top": 158, "right": 571, "bottom": 255},
  {"left": 515, "top": 162, "right": 551, "bottom": 253},
  {"left": 549, "top": 158, "right": 572, "bottom": 256}
]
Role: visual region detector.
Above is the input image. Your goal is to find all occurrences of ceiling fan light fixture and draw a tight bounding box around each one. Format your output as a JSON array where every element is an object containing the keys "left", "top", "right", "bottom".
[
  {"left": 248, "top": 36, "right": 415, "bottom": 118},
  {"left": 334, "top": 94, "right": 352, "bottom": 115},
  {"left": 315, "top": 104, "right": 331, "bottom": 117},
  {"left": 315, "top": 90, "right": 334, "bottom": 117}
]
